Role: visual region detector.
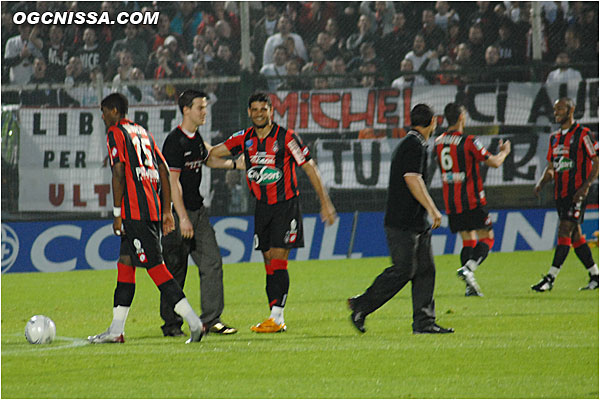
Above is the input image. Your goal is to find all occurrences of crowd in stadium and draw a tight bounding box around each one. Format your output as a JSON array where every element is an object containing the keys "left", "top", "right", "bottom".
[{"left": 2, "top": 1, "right": 599, "bottom": 106}]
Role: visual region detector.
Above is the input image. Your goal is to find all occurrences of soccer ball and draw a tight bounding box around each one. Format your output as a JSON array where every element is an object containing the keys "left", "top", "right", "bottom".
[{"left": 24, "top": 315, "right": 56, "bottom": 344}]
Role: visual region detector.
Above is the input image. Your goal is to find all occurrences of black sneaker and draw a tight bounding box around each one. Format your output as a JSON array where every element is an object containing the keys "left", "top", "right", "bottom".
[
  {"left": 531, "top": 274, "right": 554, "bottom": 292},
  {"left": 347, "top": 296, "right": 366, "bottom": 333},
  {"left": 163, "top": 327, "right": 185, "bottom": 337},
  {"left": 579, "top": 274, "right": 599, "bottom": 291},
  {"left": 413, "top": 323, "right": 454, "bottom": 334}
]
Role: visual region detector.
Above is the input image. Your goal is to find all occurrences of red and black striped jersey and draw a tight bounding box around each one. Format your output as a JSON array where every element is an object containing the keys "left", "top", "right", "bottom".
[
  {"left": 434, "top": 131, "right": 491, "bottom": 215},
  {"left": 106, "top": 118, "right": 167, "bottom": 221},
  {"left": 224, "top": 123, "right": 311, "bottom": 204},
  {"left": 547, "top": 123, "right": 598, "bottom": 200}
]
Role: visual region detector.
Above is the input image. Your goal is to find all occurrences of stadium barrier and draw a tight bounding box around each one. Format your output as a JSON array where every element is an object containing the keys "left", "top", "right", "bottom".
[{"left": 2, "top": 207, "right": 598, "bottom": 273}]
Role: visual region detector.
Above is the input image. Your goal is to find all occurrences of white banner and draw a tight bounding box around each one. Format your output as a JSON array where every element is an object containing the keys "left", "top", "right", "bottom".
[
  {"left": 271, "top": 79, "right": 599, "bottom": 133},
  {"left": 316, "top": 134, "right": 556, "bottom": 189},
  {"left": 19, "top": 105, "right": 213, "bottom": 212}
]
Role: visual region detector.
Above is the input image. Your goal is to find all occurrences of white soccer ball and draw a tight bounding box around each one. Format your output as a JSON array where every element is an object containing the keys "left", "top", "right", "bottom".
[{"left": 24, "top": 315, "right": 56, "bottom": 344}]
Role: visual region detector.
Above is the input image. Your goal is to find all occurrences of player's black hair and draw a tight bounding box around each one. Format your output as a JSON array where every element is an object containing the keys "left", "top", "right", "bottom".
[
  {"left": 178, "top": 89, "right": 208, "bottom": 113},
  {"left": 444, "top": 103, "right": 466, "bottom": 126},
  {"left": 410, "top": 103, "right": 434, "bottom": 128},
  {"left": 101, "top": 93, "right": 128, "bottom": 116},
  {"left": 557, "top": 97, "right": 575, "bottom": 110},
  {"left": 248, "top": 91, "right": 272, "bottom": 108}
]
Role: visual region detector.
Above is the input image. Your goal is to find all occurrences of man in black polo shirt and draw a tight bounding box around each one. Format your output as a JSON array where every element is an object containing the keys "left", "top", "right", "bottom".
[
  {"left": 159, "top": 90, "right": 241, "bottom": 337},
  {"left": 348, "top": 104, "right": 454, "bottom": 335}
]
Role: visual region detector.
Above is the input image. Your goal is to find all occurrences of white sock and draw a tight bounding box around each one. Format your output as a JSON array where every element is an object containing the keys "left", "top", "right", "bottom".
[
  {"left": 587, "top": 264, "right": 599, "bottom": 276},
  {"left": 174, "top": 298, "right": 202, "bottom": 331},
  {"left": 465, "top": 259, "right": 478, "bottom": 272},
  {"left": 549, "top": 266, "right": 560, "bottom": 278},
  {"left": 108, "top": 306, "right": 129, "bottom": 335},
  {"left": 270, "top": 306, "right": 284, "bottom": 325}
]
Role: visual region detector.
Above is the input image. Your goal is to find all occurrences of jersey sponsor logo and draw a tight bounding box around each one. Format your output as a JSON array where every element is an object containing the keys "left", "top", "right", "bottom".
[
  {"left": 441, "top": 171, "right": 465, "bottom": 183},
  {"left": 553, "top": 156, "right": 574, "bottom": 172},
  {"left": 583, "top": 135, "right": 596, "bottom": 155},
  {"left": 249, "top": 152, "right": 275, "bottom": 165},
  {"left": 184, "top": 151, "right": 192, "bottom": 156},
  {"left": 552, "top": 144, "right": 570, "bottom": 157},
  {"left": 184, "top": 160, "right": 204, "bottom": 170},
  {"left": 247, "top": 166, "right": 283, "bottom": 185},
  {"left": 287, "top": 139, "right": 306, "bottom": 164}
]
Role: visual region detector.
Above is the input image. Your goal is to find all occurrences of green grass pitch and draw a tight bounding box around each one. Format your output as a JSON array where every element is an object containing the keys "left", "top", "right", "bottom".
[{"left": 2, "top": 249, "right": 598, "bottom": 398}]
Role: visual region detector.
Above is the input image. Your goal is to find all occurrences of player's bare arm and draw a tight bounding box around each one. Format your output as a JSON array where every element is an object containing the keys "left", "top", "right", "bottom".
[
  {"left": 301, "top": 159, "right": 337, "bottom": 225},
  {"left": 158, "top": 162, "right": 175, "bottom": 234},
  {"left": 484, "top": 139, "right": 512, "bottom": 168},
  {"left": 205, "top": 142, "right": 242, "bottom": 170},
  {"left": 111, "top": 161, "right": 125, "bottom": 236},
  {"left": 534, "top": 160, "right": 555, "bottom": 197},
  {"left": 573, "top": 156, "right": 599, "bottom": 203},
  {"left": 404, "top": 173, "right": 442, "bottom": 229},
  {"left": 169, "top": 169, "right": 193, "bottom": 239}
]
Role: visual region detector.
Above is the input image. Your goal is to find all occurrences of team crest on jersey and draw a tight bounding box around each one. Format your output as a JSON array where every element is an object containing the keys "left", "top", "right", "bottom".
[
  {"left": 284, "top": 219, "right": 298, "bottom": 244},
  {"left": 111, "top": 147, "right": 118, "bottom": 157},
  {"left": 245, "top": 139, "right": 254, "bottom": 149},
  {"left": 272, "top": 140, "right": 279, "bottom": 153},
  {"left": 133, "top": 238, "right": 147, "bottom": 263}
]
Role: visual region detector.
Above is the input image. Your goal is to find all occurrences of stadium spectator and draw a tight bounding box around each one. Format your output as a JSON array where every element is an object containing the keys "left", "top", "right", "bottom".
[
  {"left": 313, "top": 76, "right": 330, "bottom": 90},
  {"left": 282, "top": 36, "right": 306, "bottom": 69},
  {"left": 545, "top": 51, "right": 583, "bottom": 86},
  {"left": 259, "top": 45, "right": 288, "bottom": 91},
  {"left": 21, "top": 58, "right": 72, "bottom": 107},
  {"left": 154, "top": 45, "right": 190, "bottom": 81},
  {"left": 479, "top": 45, "right": 511, "bottom": 83},
  {"left": 301, "top": 45, "right": 332, "bottom": 75},
  {"left": 494, "top": 20, "right": 524, "bottom": 66},
  {"left": 263, "top": 15, "right": 307, "bottom": 67},
  {"left": 89, "top": 92, "right": 205, "bottom": 344},
  {"left": 278, "top": 59, "right": 309, "bottom": 90},
  {"left": 208, "top": 43, "right": 239, "bottom": 76},
  {"left": 359, "top": 60, "right": 381, "bottom": 88},
  {"left": 347, "top": 41, "right": 379, "bottom": 73},
  {"left": 29, "top": 25, "right": 69, "bottom": 82},
  {"left": 215, "top": 20, "right": 238, "bottom": 57},
  {"left": 404, "top": 34, "right": 440, "bottom": 76},
  {"left": 150, "top": 14, "right": 174, "bottom": 52},
  {"left": 454, "top": 43, "right": 473, "bottom": 83},
  {"left": 110, "top": 24, "right": 149, "bottom": 70},
  {"left": 379, "top": 12, "right": 413, "bottom": 76},
  {"left": 445, "top": 19, "right": 464, "bottom": 60},
  {"left": 148, "top": 83, "right": 173, "bottom": 104},
  {"left": 328, "top": 56, "right": 358, "bottom": 88},
  {"left": 1, "top": 11, "right": 18, "bottom": 68},
  {"left": 532, "top": 97, "right": 599, "bottom": 292},
  {"left": 163, "top": 35, "right": 187, "bottom": 66},
  {"left": 434, "top": 1, "right": 460, "bottom": 32},
  {"left": 434, "top": 102, "right": 511, "bottom": 297},
  {"left": 359, "top": 1, "right": 396, "bottom": 37},
  {"left": 209, "top": 92, "right": 337, "bottom": 334},
  {"left": 391, "top": 58, "right": 428, "bottom": 90},
  {"left": 324, "top": 18, "right": 346, "bottom": 58},
  {"left": 251, "top": 1, "right": 281, "bottom": 66},
  {"left": 158, "top": 90, "right": 239, "bottom": 337},
  {"left": 170, "top": 2, "right": 203, "bottom": 51},
  {"left": 4, "top": 24, "right": 40, "bottom": 85},
  {"left": 435, "top": 56, "right": 461, "bottom": 85},
  {"left": 345, "top": 14, "right": 377, "bottom": 57},
  {"left": 64, "top": 56, "right": 90, "bottom": 86},
  {"left": 76, "top": 28, "right": 107, "bottom": 73},
  {"left": 421, "top": 8, "right": 447, "bottom": 53},
  {"left": 112, "top": 49, "right": 135, "bottom": 90},
  {"left": 298, "top": 2, "right": 337, "bottom": 45},
  {"left": 185, "top": 34, "right": 208, "bottom": 72},
  {"left": 316, "top": 32, "right": 341, "bottom": 61},
  {"left": 468, "top": 1, "right": 498, "bottom": 45},
  {"left": 466, "top": 24, "right": 486, "bottom": 67},
  {"left": 348, "top": 103, "right": 453, "bottom": 335},
  {"left": 122, "top": 67, "right": 153, "bottom": 105}
]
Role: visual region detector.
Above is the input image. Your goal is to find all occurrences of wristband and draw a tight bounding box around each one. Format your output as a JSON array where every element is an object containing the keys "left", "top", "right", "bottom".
[
  {"left": 113, "top": 206, "right": 122, "bottom": 217},
  {"left": 232, "top": 160, "right": 236, "bottom": 170}
]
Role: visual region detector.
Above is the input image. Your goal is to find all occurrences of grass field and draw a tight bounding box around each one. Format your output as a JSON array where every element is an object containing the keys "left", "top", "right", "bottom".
[{"left": 2, "top": 249, "right": 598, "bottom": 398}]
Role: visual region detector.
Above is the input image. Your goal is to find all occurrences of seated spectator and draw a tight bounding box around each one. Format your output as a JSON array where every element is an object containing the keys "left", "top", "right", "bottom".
[
  {"left": 149, "top": 13, "right": 173, "bottom": 52},
  {"left": 316, "top": 32, "right": 341, "bottom": 61},
  {"left": 495, "top": 19, "right": 524, "bottom": 66},
  {"left": 4, "top": 24, "right": 41, "bottom": 85},
  {"left": 301, "top": 45, "right": 332, "bottom": 75},
  {"left": 329, "top": 56, "right": 358, "bottom": 88},
  {"left": 468, "top": 0, "right": 498, "bottom": 45},
  {"left": 163, "top": 35, "right": 187, "bottom": 65},
  {"left": 545, "top": 51, "right": 583, "bottom": 85},
  {"left": 391, "top": 58, "right": 429, "bottom": 90},
  {"left": 298, "top": 2, "right": 337, "bottom": 45},
  {"left": 170, "top": 2, "right": 203, "bottom": 51},
  {"left": 379, "top": 12, "right": 413, "bottom": 76},
  {"left": 446, "top": 20, "right": 464, "bottom": 60},
  {"left": 30, "top": 25, "right": 69, "bottom": 82},
  {"left": 251, "top": 1, "right": 281, "bottom": 66},
  {"left": 64, "top": 56, "right": 90, "bottom": 86},
  {"left": 112, "top": 49, "right": 135, "bottom": 90},
  {"left": 404, "top": 34, "right": 440, "bottom": 76},
  {"left": 123, "top": 67, "right": 154, "bottom": 105},
  {"left": 263, "top": 15, "right": 307, "bottom": 66},
  {"left": 208, "top": 43, "right": 239, "bottom": 76},
  {"left": 148, "top": 83, "right": 173, "bottom": 104},
  {"left": 283, "top": 36, "right": 306, "bottom": 68},
  {"left": 434, "top": 1, "right": 459, "bottom": 32},
  {"left": 278, "top": 59, "right": 309, "bottom": 91},
  {"left": 110, "top": 23, "right": 149, "bottom": 70},
  {"left": 154, "top": 46, "right": 190, "bottom": 80},
  {"left": 347, "top": 41, "right": 379, "bottom": 73},
  {"left": 313, "top": 76, "right": 330, "bottom": 90},
  {"left": 324, "top": 18, "right": 346, "bottom": 58},
  {"left": 66, "top": 66, "right": 110, "bottom": 106},
  {"left": 421, "top": 8, "right": 447, "bottom": 53},
  {"left": 435, "top": 55, "right": 461, "bottom": 85},
  {"left": 345, "top": 14, "right": 377, "bottom": 57},
  {"left": 260, "top": 45, "right": 288, "bottom": 91},
  {"left": 359, "top": 1, "right": 395, "bottom": 36},
  {"left": 76, "top": 28, "right": 107, "bottom": 74},
  {"left": 479, "top": 45, "right": 513, "bottom": 83},
  {"left": 454, "top": 42, "right": 472, "bottom": 83},
  {"left": 466, "top": 24, "right": 486, "bottom": 67},
  {"left": 22, "top": 57, "right": 77, "bottom": 107},
  {"left": 215, "top": 19, "right": 238, "bottom": 57}
]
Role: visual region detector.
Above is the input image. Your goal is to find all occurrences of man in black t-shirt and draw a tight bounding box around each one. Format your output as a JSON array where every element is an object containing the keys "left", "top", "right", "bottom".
[
  {"left": 159, "top": 90, "right": 241, "bottom": 337},
  {"left": 348, "top": 104, "right": 454, "bottom": 335}
]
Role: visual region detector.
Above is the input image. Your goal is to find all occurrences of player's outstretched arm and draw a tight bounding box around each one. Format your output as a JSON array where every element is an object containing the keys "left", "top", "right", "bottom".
[
  {"left": 484, "top": 139, "right": 511, "bottom": 168},
  {"left": 205, "top": 142, "right": 241, "bottom": 170},
  {"left": 301, "top": 160, "right": 337, "bottom": 225}
]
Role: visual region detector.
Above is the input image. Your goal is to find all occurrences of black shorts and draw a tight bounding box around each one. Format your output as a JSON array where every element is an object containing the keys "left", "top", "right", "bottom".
[
  {"left": 556, "top": 196, "right": 586, "bottom": 224},
  {"left": 448, "top": 206, "right": 493, "bottom": 233},
  {"left": 120, "top": 220, "right": 164, "bottom": 267},
  {"left": 254, "top": 197, "right": 304, "bottom": 251}
]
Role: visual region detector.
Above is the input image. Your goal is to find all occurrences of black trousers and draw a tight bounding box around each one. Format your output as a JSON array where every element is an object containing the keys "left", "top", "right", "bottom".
[{"left": 355, "top": 226, "right": 436, "bottom": 331}]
